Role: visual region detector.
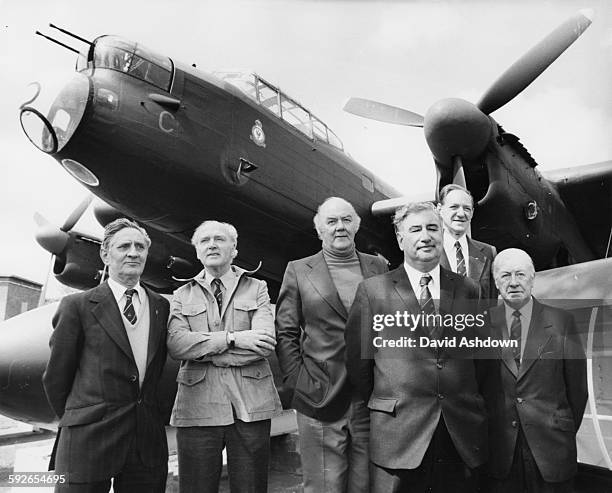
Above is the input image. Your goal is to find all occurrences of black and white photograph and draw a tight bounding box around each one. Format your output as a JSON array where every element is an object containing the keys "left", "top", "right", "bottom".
[{"left": 1, "top": 0, "right": 611, "bottom": 491}]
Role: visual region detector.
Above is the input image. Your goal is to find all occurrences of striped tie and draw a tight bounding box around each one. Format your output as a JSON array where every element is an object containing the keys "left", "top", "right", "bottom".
[
  {"left": 455, "top": 241, "right": 466, "bottom": 276},
  {"left": 123, "top": 289, "right": 137, "bottom": 325},
  {"left": 211, "top": 278, "right": 223, "bottom": 314},
  {"left": 419, "top": 274, "right": 439, "bottom": 338},
  {"left": 510, "top": 310, "right": 522, "bottom": 367}
]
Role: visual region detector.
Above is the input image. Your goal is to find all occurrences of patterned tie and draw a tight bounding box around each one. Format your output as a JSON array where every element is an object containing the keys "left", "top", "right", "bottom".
[
  {"left": 419, "top": 274, "right": 439, "bottom": 337},
  {"left": 510, "top": 310, "right": 522, "bottom": 367},
  {"left": 123, "top": 289, "right": 137, "bottom": 325},
  {"left": 455, "top": 241, "right": 466, "bottom": 276},
  {"left": 211, "top": 278, "right": 223, "bottom": 314}
]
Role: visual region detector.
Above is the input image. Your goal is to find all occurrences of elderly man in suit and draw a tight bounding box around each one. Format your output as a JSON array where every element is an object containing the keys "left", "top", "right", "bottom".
[
  {"left": 345, "top": 201, "right": 487, "bottom": 493},
  {"left": 167, "top": 220, "right": 282, "bottom": 493},
  {"left": 480, "top": 248, "right": 587, "bottom": 492},
  {"left": 43, "top": 218, "right": 170, "bottom": 492},
  {"left": 438, "top": 184, "right": 497, "bottom": 304},
  {"left": 275, "top": 197, "right": 388, "bottom": 493}
]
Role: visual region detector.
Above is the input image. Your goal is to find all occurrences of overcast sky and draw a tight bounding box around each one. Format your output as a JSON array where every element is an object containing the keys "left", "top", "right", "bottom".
[{"left": 1, "top": 0, "right": 611, "bottom": 289}]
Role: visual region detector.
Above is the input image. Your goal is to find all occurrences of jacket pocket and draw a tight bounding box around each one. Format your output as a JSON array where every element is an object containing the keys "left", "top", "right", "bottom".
[
  {"left": 551, "top": 414, "right": 575, "bottom": 432},
  {"left": 240, "top": 362, "right": 279, "bottom": 413},
  {"left": 176, "top": 367, "right": 207, "bottom": 386},
  {"left": 232, "top": 298, "right": 258, "bottom": 331},
  {"left": 181, "top": 304, "right": 208, "bottom": 332},
  {"left": 59, "top": 401, "right": 107, "bottom": 427},
  {"left": 294, "top": 358, "right": 330, "bottom": 406},
  {"left": 368, "top": 396, "right": 398, "bottom": 414}
]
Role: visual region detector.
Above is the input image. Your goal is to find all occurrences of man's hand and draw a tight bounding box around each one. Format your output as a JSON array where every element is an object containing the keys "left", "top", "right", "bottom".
[{"left": 234, "top": 329, "right": 276, "bottom": 355}]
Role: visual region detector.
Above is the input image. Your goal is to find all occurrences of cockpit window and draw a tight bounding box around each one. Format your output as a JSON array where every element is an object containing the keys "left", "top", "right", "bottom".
[
  {"left": 90, "top": 36, "right": 173, "bottom": 92},
  {"left": 215, "top": 71, "right": 344, "bottom": 151}
]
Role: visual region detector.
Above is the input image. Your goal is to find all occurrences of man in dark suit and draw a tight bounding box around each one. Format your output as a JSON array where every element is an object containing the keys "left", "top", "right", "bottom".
[
  {"left": 43, "top": 218, "right": 170, "bottom": 492},
  {"left": 345, "top": 201, "right": 487, "bottom": 493},
  {"left": 438, "top": 184, "right": 497, "bottom": 304},
  {"left": 480, "top": 248, "right": 587, "bottom": 492},
  {"left": 275, "top": 197, "right": 388, "bottom": 493}
]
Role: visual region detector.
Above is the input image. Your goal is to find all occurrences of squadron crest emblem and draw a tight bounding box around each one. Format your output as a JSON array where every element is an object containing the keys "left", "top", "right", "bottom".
[{"left": 250, "top": 120, "right": 266, "bottom": 147}]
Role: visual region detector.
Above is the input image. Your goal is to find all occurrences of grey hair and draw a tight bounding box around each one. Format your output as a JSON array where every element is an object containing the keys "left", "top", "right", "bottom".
[
  {"left": 101, "top": 218, "right": 150, "bottom": 252},
  {"left": 438, "top": 184, "right": 474, "bottom": 206},
  {"left": 492, "top": 248, "right": 535, "bottom": 277},
  {"left": 393, "top": 201, "right": 441, "bottom": 230},
  {"left": 191, "top": 220, "right": 238, "bottom": 246}
]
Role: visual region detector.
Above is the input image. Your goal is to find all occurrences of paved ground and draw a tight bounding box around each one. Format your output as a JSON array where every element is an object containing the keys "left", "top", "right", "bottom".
[
  {"left": 0, "top": 414, "right": 302, "bottom": 492},
  {"left": 2, "top": 414, "right": 611, "bottom": 492}
]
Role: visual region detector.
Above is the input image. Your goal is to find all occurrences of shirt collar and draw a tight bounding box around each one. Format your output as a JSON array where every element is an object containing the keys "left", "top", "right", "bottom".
[
  {"left": 202, "top": 266, "right": 236, "bottom": 289},
  {"left": 503, "top": 296, "right": 534, "bottom": 324},
  {"left": 443, "top": 231, "right": 468, "bottom": 256},
  {"left": 107, "top": 277, "right": 145, "bottom": 303},
  {"left": 403, "top": 261, "right": 440, "bottom": 290}
]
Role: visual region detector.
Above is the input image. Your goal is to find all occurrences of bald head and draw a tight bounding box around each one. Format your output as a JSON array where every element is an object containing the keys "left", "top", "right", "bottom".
[{"left": 493, "top": 248, "right": 535, "bottom": 309}]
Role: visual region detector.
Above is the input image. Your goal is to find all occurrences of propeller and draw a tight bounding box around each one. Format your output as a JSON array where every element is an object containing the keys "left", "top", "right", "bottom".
[
  {"left": 343, "top": 98, "right": 424, "bottom": 127},
  {"left": 34, "top": 194, "right": 93, "bottom": 305},
  {"left": 343, "top": 9, "right": 594, "bottom": 192},
  {"left": 477, "top": 9, "right": 593, "bottom": 115}
]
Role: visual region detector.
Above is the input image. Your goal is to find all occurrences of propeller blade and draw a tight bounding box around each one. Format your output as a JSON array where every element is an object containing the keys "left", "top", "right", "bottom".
[
  {"left": 34, "top": 212, "right": 70, "bottom": 255},
  {"left": 477, "top": 9, "right": 593, "bottom": 115},
  {"left": 61, "top": 194, "right": 93, "bottom": 231},
  {"left": 452, "top": 156, "right": 467, "bottom": 188},
  {"left": 343, "top": 98, "right": 424, "bottom": 127}
]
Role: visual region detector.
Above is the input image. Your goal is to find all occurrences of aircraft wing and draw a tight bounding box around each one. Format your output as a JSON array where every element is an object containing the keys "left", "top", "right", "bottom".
[{"left": 543, "top": 161, "right": 612, "bottom": 259}]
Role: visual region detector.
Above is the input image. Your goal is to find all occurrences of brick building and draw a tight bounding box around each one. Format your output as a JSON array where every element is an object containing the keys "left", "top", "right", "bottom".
[{"left": 0, "top": 276, "right": 42, "bottom": 321}]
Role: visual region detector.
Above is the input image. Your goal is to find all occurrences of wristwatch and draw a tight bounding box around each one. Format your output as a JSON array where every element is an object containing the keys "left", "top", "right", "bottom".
[{"left": 226, "top": 331, "right": 236, "bottom": 349}]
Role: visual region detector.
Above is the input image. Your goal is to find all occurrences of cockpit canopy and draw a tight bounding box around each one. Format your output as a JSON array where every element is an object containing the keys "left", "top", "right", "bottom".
[
  {"left": 81, "top": 35, "right": 173, "bottom": 92},
  {"left": 215, "top": 72, "right": 344, "bottom": 151}
]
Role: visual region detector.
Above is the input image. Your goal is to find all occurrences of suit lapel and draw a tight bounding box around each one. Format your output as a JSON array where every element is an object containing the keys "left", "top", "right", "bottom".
[
  {"left": 390, "top": 267, "right": 421, "bottom": 314},
  {"left": 518, "top": 301, "right": 552, "bottom": 381},
  {"left": 467, "top": 238, "right": 485, "bottom": 281},
  {"left": 439, "top": 267, "right": 455, "bottom": 316},
  {"left": 144, "top": 287, "right": 163, "bottom": 372},
  {"left": 440, "top": 249, "right": 451, "bottom": 271},
  {"left": 357, "top": 252, "right": 379, "bottom": 278},
  {"left": 91, "top": 282, "right": 135, "bottom": 362},
  {"left": 489, "top": 305, "right": 519, "bottom": 378},
  {"left": 306, "top": 252, "right": 347, "bottom": 319}
]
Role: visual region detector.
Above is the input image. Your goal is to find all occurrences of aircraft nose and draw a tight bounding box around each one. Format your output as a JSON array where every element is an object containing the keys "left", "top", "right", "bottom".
[
  {"left": 19, "top": 72, "right": 90, "bottom": 155},
  {"left": 0, "top": 304, "right": 58, "bottom": 426},
  {"left": 424, "top": 98, "right": 491, "bottom": 166}
]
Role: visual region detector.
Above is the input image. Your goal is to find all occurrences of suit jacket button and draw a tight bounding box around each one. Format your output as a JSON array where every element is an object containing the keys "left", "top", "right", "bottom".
[
  {"left": 437, "top": 393, "right": 444, "bottom": 399},
  {"left": 130, "top": 375, "right": 138, "bottom": 382},
  {"left": 511, "top": 420, "right": 518, "bottom": 427}
]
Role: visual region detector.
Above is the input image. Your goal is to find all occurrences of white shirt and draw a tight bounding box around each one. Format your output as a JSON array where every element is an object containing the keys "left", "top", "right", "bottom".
[
  {"left": 443, "top": 232, "right": 469, "bottom": 276},
  {"left": 503, "top": 297, "right": 534, "bottom": 361},
  {"left": 403, "top": 262, "right": 440, "bottom": 311},
  {"left": 107, "top": 277, "right": 146, "bottom": 315}
]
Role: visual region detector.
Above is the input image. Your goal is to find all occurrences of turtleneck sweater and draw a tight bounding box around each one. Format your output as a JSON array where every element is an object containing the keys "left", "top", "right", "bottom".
[{"left": 323, "top": 245, "right": 364, "bottom": 311}]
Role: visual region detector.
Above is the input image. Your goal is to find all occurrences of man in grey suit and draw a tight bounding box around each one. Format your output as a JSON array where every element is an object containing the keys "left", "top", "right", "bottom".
[
  {"left": 480, "top": 248, "right": 587, "bottom": 492},
  {"left": 345, "top": 202, "right": 487, "bottom": 493},
  {"left": 438, "top": 184, "right": 497, "bottom": 304},
  {"left": 275, "top": 197, "right": 388, "bottom": 493},
  {"left": 43, "top": 218, "right": 170, "bottom": 492}
]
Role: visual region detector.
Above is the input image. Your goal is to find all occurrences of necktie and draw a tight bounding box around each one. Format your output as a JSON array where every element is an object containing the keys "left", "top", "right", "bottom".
[
  {"left": 455, "top": 241, "right": 466, "bottom": 276},
  {"left": 123, "top": 289, "right": 137, "bottom": 325},
  {"left": 510, "top": 310, "right": 522, "bottom": 367},
  {"left": 419, "top": 274, "right": 439, "bottom": 337},
  {"left": 211, "top": 278, "right": 223, "bottom": 314}
]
